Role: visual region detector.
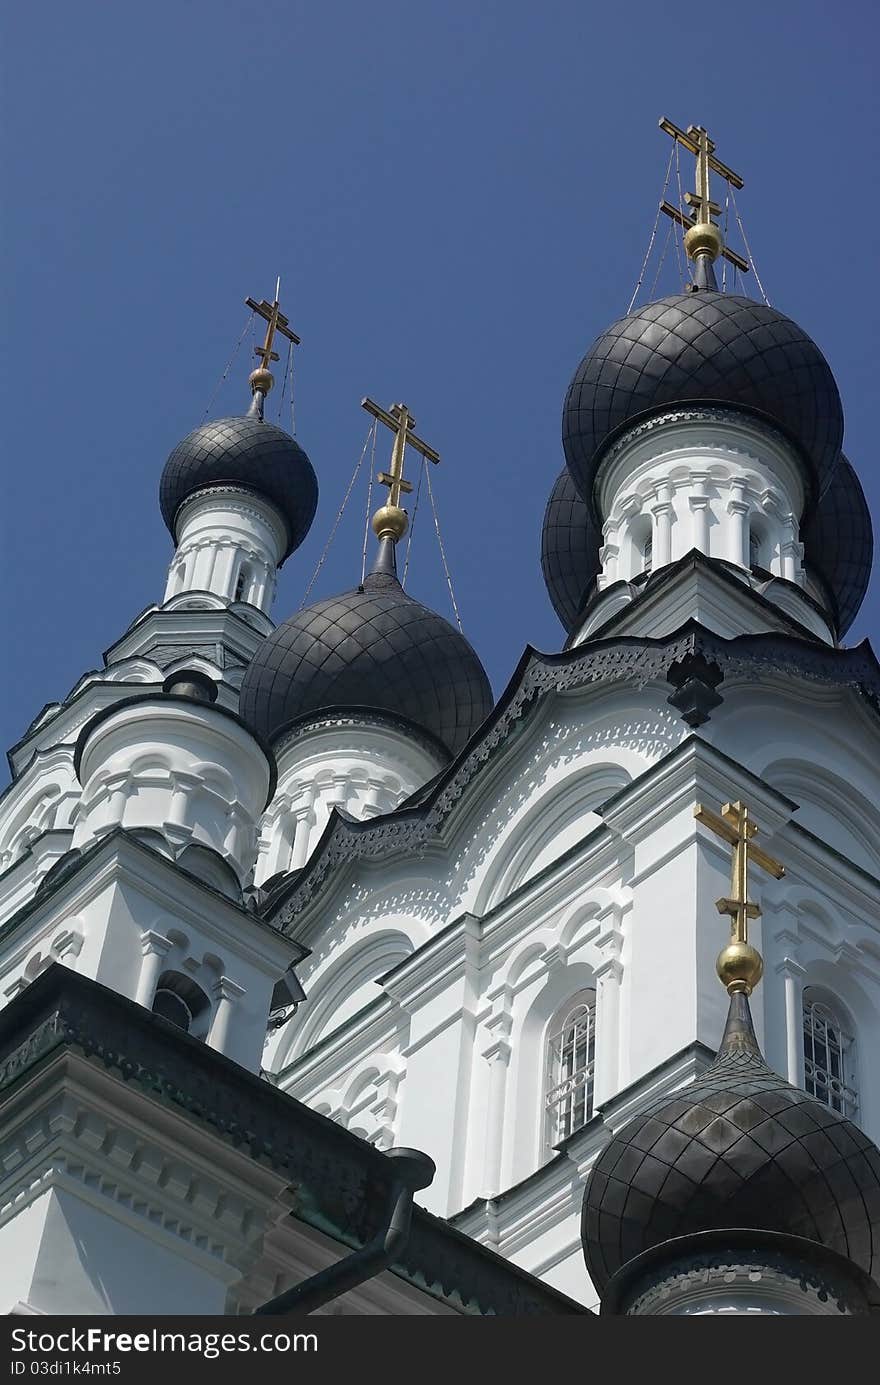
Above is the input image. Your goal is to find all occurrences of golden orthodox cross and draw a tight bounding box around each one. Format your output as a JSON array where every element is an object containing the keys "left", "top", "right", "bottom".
[
  {"left": 694, "top": 800, "right": 785, "bottom": 945},
  {"left": 361, "top": 398, "right": 440, "bottom": 508},
  {"left": 658, "top": 118, "right": 750, "bottom": 273},
  {"left": 246, "top": 277, "right": 301, "bottom": 375}
]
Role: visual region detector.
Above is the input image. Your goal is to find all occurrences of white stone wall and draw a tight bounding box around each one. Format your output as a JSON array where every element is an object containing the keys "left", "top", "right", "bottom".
[{"left": 267, "top": 673, "right": 880, "bottom": 1309}]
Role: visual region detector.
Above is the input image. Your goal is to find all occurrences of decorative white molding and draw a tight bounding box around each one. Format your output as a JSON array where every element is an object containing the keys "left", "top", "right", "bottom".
[
  {"left": 595, "top": 411, "right": 807, "bottom": 591},
  {"left": 166, "top": 488, "right": 288, "bottom": 613},
  {"left": 0, "top": 1057, "right": 289, "bottom": 1311},
  {"left": 255, "top": 719, "right": 445, "bottom": 887},
  {"left": 72, "top": 700, "right": 272, "bottom": 884}
]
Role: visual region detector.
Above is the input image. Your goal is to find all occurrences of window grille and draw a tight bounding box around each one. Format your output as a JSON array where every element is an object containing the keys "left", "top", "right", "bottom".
[
  {"left": 802, "top": 997, "right": 858, "bottom": 1119},
  {"left": 643, "top": 536, "right": 653, "bottom": 574},
  {"left": 545, "top": 997, "right": 596, "bottom": 1145}
]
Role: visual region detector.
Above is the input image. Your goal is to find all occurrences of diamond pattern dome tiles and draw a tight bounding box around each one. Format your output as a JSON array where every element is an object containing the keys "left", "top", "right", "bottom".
[
  {"left": 581, "top": 994, "right": 880, "bottom": 1294},
  {"left": 238, "top": 569, "right": 494, "bottom": 757},
  {"left": 563, "top": 291, "right": 843, "bottom": 512},
  {"left": 160, "top": 415, "right": 318, "bottom": 562},
  {"left": 803, "top": 456, "right": 873, "bottom": 637},
  {"left": 541, "top": 467, "right": 601, "bottom": 632}
]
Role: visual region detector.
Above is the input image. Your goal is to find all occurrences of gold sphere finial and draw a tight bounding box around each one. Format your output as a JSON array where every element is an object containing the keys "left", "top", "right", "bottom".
[
  {"left": 684, "top": 220, "right": 723, "bottom": 263},
  {"left": 249, "top": 367, "right": 274, "bottom": 396},
  {"left": 716, "top": 939, "right": 764, "bottom": 995},
  {"left": 372, "top": 504, "right": 408, "bottom": 542}
]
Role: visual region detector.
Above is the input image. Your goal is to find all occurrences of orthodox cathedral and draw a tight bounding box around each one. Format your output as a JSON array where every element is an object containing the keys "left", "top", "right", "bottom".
[{"left": 1, "top": 121, "right": 879, "bottom": 1317}]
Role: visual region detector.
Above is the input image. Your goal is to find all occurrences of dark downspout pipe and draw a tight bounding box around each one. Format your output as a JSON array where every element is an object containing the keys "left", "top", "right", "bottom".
[{"left": 253, "top": 1146, "right": 436, "bottom": 1316}]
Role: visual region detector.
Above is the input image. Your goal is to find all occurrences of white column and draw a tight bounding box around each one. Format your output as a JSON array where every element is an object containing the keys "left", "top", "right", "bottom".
[
  {"left": 190, "top": 542, "right": 214, "bottom": 591},
  {"left": 164, "top": 773, "right": 198, "bottom": 837},
  {"left": 164, "top": 558, "right": 184, "bottom": 601},
  {"left": 481, "top": 1030, "right": 512, "bottom": 1199},
  {"left": 327, "top": 775, "right": 352, "bottom": 816},
  {"left": 779, "top": 957, "right": 806, "bottom": 1085},
  {"left": 291, "top": 797, "right": 317, "bottom": 870},
  {"left": 213, "top": 545, "right": 238, "bottom": 600},
  {"left": 361, "top": 783, "right": 387, "bottom": 819},
  {"left": 689, "top": 475, "right": 711, "bottom": 555},
  {"left": 261, "top": 801, "right": 293, "bottom": 879},
  {"left": 135, "top": 931, "right": 173, "bottom": 1008},
  {"left": 207, "top": 975, "right": 246, "bottom": 1054},
  {"left": 369, "top": 1068, "right": 403, "bottom": 1150},
  {"left": 779, "top": 517, "right": 801, "bottom": 583},
  {"left": 597, "top": 540, "right": 618, "bottom": 591},
  {"left": 727, "top": 486, "right": 750, "bottom": 567},
  {"left": 105, "top": 776, "right": 128, "bottom": 826},
  {"left": 593, "top": 908, "right": 624, "bottom": 1108},
  {"left": 251, "top": 559, "right": 272, "bottom": 609},
  {"left": 651, "top": 483, "right": 674, "bottom": 567}
]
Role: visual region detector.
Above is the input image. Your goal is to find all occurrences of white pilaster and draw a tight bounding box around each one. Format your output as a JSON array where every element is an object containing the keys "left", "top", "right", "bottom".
[
  {"left": 481, "top": 996, "right": 513, "bottom": 1198},
  {"left": 207, "top": 975, "right": 247, "bottom": 1054},
  {"left": 593, "top": 907, "right": 624, "bottom": 1108},
  {"left": 135, "top": 929, "right": 173, "bottom": 1008}
]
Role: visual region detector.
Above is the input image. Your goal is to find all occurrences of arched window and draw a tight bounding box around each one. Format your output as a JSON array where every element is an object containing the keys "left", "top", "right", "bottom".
[
  {"left": 233, "top": 564, "right": 252, "bottom": 603},
  {"left": 545, "top": 992, "right": 596, "bottom": 1145},
  {"left": 643, "top": 535, "right": 653, "bottom": 575},
  {"left": 749, "top": 529, "right": 762, "bottom": 569},
  {"left": 802, "top": 993, "right": 858, "bottom": 1119},
  {"left": 152, "top": 970, "right": 211, "bottom": 1040}
]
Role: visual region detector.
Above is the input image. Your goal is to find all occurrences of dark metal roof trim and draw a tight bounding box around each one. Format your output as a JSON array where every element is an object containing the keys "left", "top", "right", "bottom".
[{"left": 264, "top": 621, "right": 880, "bottom": 928}]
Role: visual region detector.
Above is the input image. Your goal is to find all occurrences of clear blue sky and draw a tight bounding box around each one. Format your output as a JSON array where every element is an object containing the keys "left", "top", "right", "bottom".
[{"left": 2, "top": 1, "right": 878, "bottom": 768}]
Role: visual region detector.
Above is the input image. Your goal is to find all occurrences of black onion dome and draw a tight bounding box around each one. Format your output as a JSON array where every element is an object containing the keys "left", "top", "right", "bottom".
[
  {"left": 563, "top": 292, "right": 843, "bottom": 514},
  {"left": 238, "top": 567, "right": 494, "bottom": 757},
  {"left": 582, "top": 992, "right": 880, "bottom": 1294},
  {"left": 541, "top": 468, "right": 602, "bottom": 632},
  {"left": 160, "top": 415, "right": 318, "bottom": 562},
  {"left": 802, "top": 457, "right": 873, "bottom": 638}
]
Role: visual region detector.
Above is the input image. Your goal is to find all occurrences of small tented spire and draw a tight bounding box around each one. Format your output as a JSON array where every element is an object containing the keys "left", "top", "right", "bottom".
[
  {"left": 690, "top": 252, "right": 719, "bottom": 292},
  {"left": 716, "top": 986, "right": 763, "bottom": 1059},
  {"left": 368, "top": 534, "right": 399, "bottom": 581}
]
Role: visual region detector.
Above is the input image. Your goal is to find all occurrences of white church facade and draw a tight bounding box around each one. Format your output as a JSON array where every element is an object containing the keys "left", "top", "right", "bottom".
[{"left": 1, "top": 122, "right": 878, "bottom": 1317}]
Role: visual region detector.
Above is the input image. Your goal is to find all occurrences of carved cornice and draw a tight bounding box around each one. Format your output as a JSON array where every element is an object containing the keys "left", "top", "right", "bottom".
[
  {"left": 272, "top": 710, "right": 449, "bottom": 768},
  {"left": 265, "top": 619, "right": 880, "bottom": 929},
  {"left": 598, "top": 406, "right": 796, "bottom": 475},
  {"left": 0, "top": 1085, "right": 267, "bottom": 1269}
]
